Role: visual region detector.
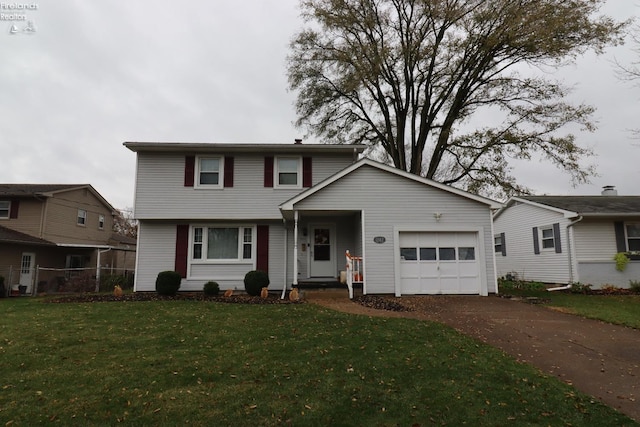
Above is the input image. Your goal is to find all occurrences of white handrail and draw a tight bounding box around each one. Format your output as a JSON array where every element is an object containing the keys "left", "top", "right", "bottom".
[{"left": 345, "top": 250, "right": 363, "bottom": 299}]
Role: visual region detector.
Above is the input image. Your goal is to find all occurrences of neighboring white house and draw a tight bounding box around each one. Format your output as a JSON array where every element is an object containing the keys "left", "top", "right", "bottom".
[
  {"left": 493, "top": 187, "right": 640, "bottom": 289},
  {"left": 125, "top": 141, "right": 502, "bottom": 296}
]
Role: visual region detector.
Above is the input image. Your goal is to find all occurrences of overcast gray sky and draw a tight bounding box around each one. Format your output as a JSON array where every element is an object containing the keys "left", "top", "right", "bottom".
[{"left": 1, "top": 1, "right": 638, "bottom": 210}]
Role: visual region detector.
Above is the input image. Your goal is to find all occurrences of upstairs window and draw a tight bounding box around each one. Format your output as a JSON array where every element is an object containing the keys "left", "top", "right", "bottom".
[
  {"left": 0, "top": 201, "right": 9, "bottom": 219},
  {"left": 276, "top": 157, "right": 300, "bottom": 187},
  {"left": 197, "top": 157, "right": 222, "bottom": 187},
  {"left": 77, "top": 209, "right": 87, "bottom": 226},
  {"left": 98, "top": 214, "right": 105, "bottom": 230}
]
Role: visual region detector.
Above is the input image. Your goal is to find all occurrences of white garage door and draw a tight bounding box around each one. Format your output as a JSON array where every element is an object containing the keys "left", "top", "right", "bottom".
[{"left": 399, "top": 232, "right": 480, "bottom": 294}]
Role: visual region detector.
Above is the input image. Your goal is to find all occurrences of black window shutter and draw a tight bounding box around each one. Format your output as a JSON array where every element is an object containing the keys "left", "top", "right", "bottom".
[
  {"left": 553, "top": 223, "right": 562, "bottom": 253},
  {"left": 224, "top": 156, "right": 234, "bottom": 188},
  {"left": 500, "top": 232, "right": 506, "bottom": 256},
  {"left": 175, "top": 225, "right": 189, "bottom": 278},
  {"left": 614, "top": 221, "right": 627, "bottom": 252},
  {"left": 532, "top": 227, "right": 540, "bottom": 254},
  {"left": 256, "top": 225, "right": 269, "bottom": 273},
  {"left": 9, "top": 199, "right": 19, "bottom": 219},
  {"left": 184, "top": 156, "right": 195, "bottom": 187},
  {"left": 302, "top": 157, "right": 312, "bottom": 187},
  {"left": 264, "top": 157, "right": 274, "bottom": 187}
]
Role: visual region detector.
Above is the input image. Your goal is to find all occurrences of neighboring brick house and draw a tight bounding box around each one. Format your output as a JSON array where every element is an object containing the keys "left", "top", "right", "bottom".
[
  {"left": 125, "top": 141, "right": 501, "bottom": 296},
  {"left": 0, "top": 184, "right": 135, "bottom": 295}
]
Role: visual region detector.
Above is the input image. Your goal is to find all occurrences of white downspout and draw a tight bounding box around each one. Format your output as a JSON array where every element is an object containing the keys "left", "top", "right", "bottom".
[
  {"left": 96, "top": 248, "right": 112, "bottom": 292},
  {"left": 548, "top": 216, "right": 583, "bottom": 292},
  {"left": 293, "top": 210, "right": 299, "bottom": 287},
  {"left": 281, "top": 219, "right": 288, "bottom": 300}
]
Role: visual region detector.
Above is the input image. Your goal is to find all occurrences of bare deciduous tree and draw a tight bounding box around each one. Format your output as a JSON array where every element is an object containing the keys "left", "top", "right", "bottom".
[
  {"left": 113, "top": 208, "right": 137, "bottom": 239},
  {"left": 288, "top": 0, "right": 627, "bottom": 198}
]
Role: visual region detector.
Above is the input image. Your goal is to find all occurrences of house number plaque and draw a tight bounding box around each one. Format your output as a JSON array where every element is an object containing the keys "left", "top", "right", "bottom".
[{"left": 373, "top": 236, "right": 386, "bottom": 244}]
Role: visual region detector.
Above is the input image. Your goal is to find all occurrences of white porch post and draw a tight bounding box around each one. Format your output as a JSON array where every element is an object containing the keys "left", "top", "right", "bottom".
[{"left": 293, "top": 210, "right": 299, "bottom": 286}]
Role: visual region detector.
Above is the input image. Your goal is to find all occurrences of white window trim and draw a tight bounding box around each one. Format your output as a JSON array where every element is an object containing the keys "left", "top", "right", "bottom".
[
  {"left": 493, "top": 234, "right": 502, "bottom": 253},
  {"left": 0, "top": 200, "right": 9, "bottom": 219},
  {"left": 625, "top": 223, "right": 640, "bottom": 252},
  {"left": 274, "top": 156, "right": 302, "bottom": 189},
  {"left": 189, "top": 224, "right": 256, "bottom": 264},
  {"left": 539, "top": 226, "right": 555, "bottom": 251},
  {"left": 77, "top": 209, "right": 87, "bottom": 226},
  {"left": 98, "top": 214, "right": 105, "bottom": 230},
  {"left": 195, "top": 155, "right": 224, "bottom": 189}
]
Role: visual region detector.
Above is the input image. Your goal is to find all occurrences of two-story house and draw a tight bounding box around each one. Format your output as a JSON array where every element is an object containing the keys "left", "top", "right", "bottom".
[
  {"left": 0, "top": 184, "right": 134, "bottom": 295},
  {"left": 126, "top": 141, "right": 501, "bottom": 297}
]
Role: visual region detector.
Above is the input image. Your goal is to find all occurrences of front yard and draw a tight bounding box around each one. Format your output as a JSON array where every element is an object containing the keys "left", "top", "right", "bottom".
[
  {"left": 0, "top": 297, "right": 636, "bottom": 426},
  {"left": 499, "top": 281, "right": 640, "bottom": 329}
]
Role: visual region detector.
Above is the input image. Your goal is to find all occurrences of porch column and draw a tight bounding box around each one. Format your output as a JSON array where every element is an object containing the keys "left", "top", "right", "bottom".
[{"left": 293, "top": 210, "right": 299, "bottom": 286}]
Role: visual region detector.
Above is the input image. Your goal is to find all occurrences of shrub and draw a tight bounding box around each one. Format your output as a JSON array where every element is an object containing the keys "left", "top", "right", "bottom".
[
  {"left": 244, "top": 270, "right": 269, "bottom": 296},
  {"left": 569, "top": 282, "right": 592, "bottom": 294},
  {"left": 630, "top": 280, "right": 640, "bottom": 294},
  {"left": 203, "top": 281, "right": 220, "bottom": 296},
  {"left": 155, "top": 271, "right": 182, "bottom": 296},
  {"left": 614, "top": 252, "right": 629, "bottom": 272}
]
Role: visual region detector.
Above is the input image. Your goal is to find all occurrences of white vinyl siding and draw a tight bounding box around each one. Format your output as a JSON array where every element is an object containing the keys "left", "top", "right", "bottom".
[
  {"left": 572, "top": 220, "right": 618, "bottom": 261},
  {"left": 493, "top": 202, "right": 570, "bottom": 283},
  {"left": 134, "top": 153, "right": 354, "bottom": 220},
  {"left": 292, "top": 165, "right": 495, "bottom": 295},
  {"left": 134, "top": 222, "right": 179, "bottom": 292}
]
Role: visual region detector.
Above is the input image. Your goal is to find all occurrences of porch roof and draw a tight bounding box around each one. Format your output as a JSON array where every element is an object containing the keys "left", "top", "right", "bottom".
[
  {"left": 279, "top": 158, "right": 503, "bottom": 215},
  {"left": 0, "top": 225, "right": 55, "bottom": 246}
]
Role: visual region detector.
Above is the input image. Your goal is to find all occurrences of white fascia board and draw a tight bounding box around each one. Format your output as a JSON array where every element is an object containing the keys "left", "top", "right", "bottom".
[
  {"left": 123, "top": 141, "right": 367, "bottom": 155},
  {"left": 494, "top": 197, "right": 578, "bottom": 220}
]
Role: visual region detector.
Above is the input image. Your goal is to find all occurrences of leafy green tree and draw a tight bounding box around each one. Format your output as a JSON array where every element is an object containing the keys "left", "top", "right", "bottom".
[{"left": 288, "top": 0, "right": 627, "bottom": 198}]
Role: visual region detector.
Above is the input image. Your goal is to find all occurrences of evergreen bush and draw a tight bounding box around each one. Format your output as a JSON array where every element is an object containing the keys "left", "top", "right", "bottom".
[
  {"left": 244, "top": 270, "right": 269, "bottom": 296},
  {"left": 155, "top": 271, "right": 182, "bottom": 296},
  {"left": 203, "top": 281, "right": 220, "bottom": 296}
]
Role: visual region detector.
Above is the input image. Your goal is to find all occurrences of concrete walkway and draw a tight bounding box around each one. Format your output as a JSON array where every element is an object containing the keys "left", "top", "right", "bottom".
[{"left": 305, "top": 291, "right": 640, "bottom": 421}]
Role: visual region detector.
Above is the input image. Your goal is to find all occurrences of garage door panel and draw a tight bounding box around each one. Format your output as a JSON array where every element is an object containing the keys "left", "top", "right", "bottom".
[{"left": 399, "top": 232, "right": 481, "bottom": 295}]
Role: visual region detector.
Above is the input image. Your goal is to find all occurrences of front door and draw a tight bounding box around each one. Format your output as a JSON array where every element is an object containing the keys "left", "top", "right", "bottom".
[
  {"left": 310, "top": 225, "right": 336, "bottom": 277},
  {"left": 19, "top": 252, "right": 35, "bottom": 294}
]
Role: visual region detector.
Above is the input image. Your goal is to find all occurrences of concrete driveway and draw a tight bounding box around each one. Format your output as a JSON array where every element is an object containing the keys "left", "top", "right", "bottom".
[{"left": 306, "top": 291, "right": 640, "bottom": 421}]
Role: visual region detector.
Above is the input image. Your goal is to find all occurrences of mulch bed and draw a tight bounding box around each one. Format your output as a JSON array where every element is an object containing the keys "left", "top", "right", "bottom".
[{"left": 43, "top": 292, "right": 304, "bottom": 305}]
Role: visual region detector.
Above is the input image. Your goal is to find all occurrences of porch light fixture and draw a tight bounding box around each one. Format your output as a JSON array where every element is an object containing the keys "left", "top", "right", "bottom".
[{"left": 433, "top": 212, "right": 442, "bottom": 221}]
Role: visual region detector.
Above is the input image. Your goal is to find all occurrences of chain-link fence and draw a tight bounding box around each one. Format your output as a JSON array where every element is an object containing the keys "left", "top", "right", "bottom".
[{"left": 0, "top": 265, "right": 134, "bottom": 296}]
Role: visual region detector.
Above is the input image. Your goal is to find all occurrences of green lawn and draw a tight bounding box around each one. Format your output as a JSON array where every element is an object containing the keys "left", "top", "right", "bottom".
[
  {"left": 0, "top": 297, "right": 636, "bottom": 426},
  {"left": 499, "top": 282, "right": 640, "bottom": 329}
]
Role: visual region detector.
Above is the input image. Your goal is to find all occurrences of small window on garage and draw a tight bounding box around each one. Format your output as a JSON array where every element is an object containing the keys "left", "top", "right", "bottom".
[
  {"left": 419, "top": 247, "right": 436, "bottom": 260},
  {"left": 459, "top": 247, "right": 475, "bottom": 260},
  {"left": 400, "top": 247, "right": 417, "bottom": 260},
  {"left": 439, "top": 247, "right": 456, "bottom": 261}
]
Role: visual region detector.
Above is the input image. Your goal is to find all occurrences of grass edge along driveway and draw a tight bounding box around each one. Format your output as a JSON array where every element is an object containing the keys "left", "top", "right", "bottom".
[{"left": 0, "top": 298, "right": 636, "bottom": 426}]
